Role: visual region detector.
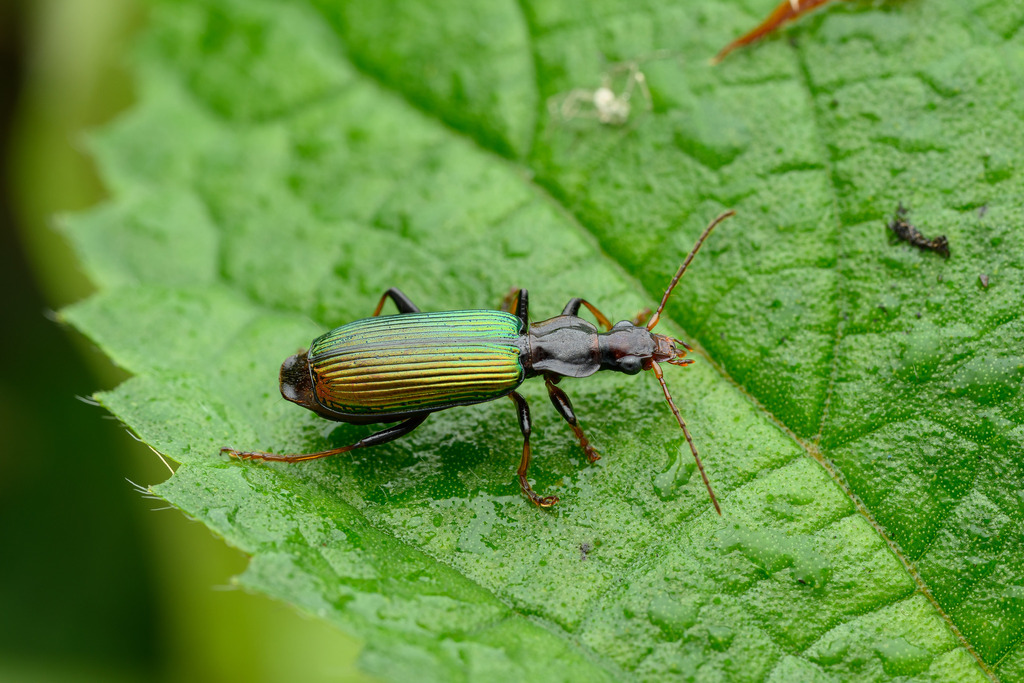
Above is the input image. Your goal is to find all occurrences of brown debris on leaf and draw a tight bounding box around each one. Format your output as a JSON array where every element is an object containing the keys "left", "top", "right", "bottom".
[{"left": 887, "top": 204, "right": 950, "bottom": 259}]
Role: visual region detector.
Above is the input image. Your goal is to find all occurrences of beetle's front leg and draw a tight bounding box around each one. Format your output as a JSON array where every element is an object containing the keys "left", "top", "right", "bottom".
[
  {"left": 509, "top": 391, "right": 558, "bottom": 507},
  {"left": 630, "top": 307, "right": 652, "bottom": 327},
  {"left": 545, "top": 375, "right": 601, "bottom": 463}
]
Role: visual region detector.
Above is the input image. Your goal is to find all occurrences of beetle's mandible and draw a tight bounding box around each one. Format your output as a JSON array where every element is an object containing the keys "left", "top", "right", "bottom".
[{"left": 223, "top": 211, "right": 735, "bottom": 513}]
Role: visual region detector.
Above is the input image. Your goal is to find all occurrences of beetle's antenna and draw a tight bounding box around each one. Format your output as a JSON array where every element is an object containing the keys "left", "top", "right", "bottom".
[
  {"left": 647, "top": 210, "right": 735, "bottom": 331},
  {"left": 651, "top": 362, "right": 722, "bottom": 515}
]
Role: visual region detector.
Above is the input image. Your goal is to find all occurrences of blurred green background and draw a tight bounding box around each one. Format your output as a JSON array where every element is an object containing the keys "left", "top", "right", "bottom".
[{"left": 0, "top": 1, "right": 369, "bottom": 680}]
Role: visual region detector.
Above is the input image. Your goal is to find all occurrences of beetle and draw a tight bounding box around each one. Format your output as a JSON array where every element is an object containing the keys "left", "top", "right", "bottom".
[{"left": 223, "top": 211, "right": 735, "bottom": 513}]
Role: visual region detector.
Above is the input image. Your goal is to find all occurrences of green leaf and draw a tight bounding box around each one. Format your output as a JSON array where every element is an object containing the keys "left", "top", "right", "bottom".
[{"left": 62, "top": 0, "right": 1024, "bottom": 679}]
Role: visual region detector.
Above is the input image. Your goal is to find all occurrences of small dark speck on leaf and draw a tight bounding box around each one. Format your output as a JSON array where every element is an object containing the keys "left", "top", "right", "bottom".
[
  {"left": 887, "top": 203, "right": 950, "bottom": 258},
  {"left": 979, "top": 274, "right": 990, "bottom": 289},
  {"left": 916, "top": 312, "right": 922, "bottom": 319},
  {"left": 580, "top": 542, "right": 592, "bottom": 561},
  {"left": 978, "top": 205, "right": 988, "bottom": 218}
]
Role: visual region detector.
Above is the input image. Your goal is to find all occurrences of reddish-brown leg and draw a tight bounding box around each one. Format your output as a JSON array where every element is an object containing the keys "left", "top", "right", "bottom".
[
  {"left": 713, "top": 0, "right": 840, "bottom": 64},
  {"left": 222, "top": 414, "right": 427, "bottom": 462},
  {"left": 499, "top": 287, "right": 519, "bottom": 312},
  {"left": 545, "top": 375, "right": 601, "bottom": 463},
  {"left": 500, "top": 287, "right": 529, "bottom": 326},
  {"left": 630, "top": 307, "right": 652, "bottom": 327},
  {"left": 509, "top": 391, "right": 558, "bottom": 507},
  {"left": 564, "top": 298, "right": 651, "bottom": 330},
  {"left": 561, "top": 298, "right": 613, "bottom": 331}
]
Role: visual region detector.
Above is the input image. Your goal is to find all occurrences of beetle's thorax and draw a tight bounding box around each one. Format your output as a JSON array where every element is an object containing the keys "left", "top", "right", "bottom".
[
  {"left": 523, "top": 316, "right": 600, "bottom": 378},
  {"left": 524, "top": 316, "right": 688, "bottom": 378}
]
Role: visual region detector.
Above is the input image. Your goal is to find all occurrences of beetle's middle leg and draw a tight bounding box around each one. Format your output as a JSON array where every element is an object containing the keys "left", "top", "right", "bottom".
[
  {"left": 222, "top": 413, "right": 428, "bottom": 462},
  {"left": 372, "top": 287, "right": 421, "bottom": 316},
  {"left": 500, "top": 288, "right": 529, "bottom": 326},
  {"left": 563, "top": 297, "right": 653, "bottom": 330},
  {"left": 561, "top": 298, "right": 613, "bottom": 331},
  {"left": 545, "top": 375, "right": 601, "bottom": 463},
  {"left": 509, "top": 391, "right": 558, "bottom": 507}
]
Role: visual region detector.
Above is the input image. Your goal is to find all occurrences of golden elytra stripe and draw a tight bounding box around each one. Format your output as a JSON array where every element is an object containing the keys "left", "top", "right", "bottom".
[{"left": 308, "top": 310, "right": 525, "bottom": 415}]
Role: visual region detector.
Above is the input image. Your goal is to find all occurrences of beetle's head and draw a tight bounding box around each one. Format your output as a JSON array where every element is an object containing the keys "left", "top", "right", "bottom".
[
  {"left": 598, "top": 321, "right": 653, "bottom": 375},
  {"left": 650, "top": 333, "right": 695, "bottom": 368},
  {"left": 598, "top": 322, "right": 695, "bottom": 374},
  {"left": 279, "top": 349, "right": 318, "bottom": 409}
]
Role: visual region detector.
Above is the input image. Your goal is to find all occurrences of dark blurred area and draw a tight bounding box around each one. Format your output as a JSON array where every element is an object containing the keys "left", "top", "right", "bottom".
[
  {"left": 0, "top": 1, "right": 161, "bottom": 680},
  {"left": 0, "top": 1, "right": 368, "bottom": 680}
]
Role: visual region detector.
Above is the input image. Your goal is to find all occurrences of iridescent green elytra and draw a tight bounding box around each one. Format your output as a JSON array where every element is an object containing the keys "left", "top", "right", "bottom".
[
  {"left": 309, "top": 310, "right": 525, "bottom": 416},
  {"left": 222, "top": 212, "right": 735, "bottom": 511}
]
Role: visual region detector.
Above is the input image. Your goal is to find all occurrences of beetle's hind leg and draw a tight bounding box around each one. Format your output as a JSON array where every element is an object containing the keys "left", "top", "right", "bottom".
[
  {"left": 545, "top": 375, "right": 601, "bottom": 463},
  {"left": 222, "top": 414, "right": 428, "bottom": 462},
  {"left": 372, "top": 288, "right": 421, "bottom": 316},
  {"left": 509, "top": 391, "right": 558, "bottom": 507}
]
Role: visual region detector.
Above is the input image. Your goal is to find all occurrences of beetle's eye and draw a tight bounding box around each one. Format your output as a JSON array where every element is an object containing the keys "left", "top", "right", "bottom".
[{"left": 619, "top": 356, "right": 642, "bottom": 375}]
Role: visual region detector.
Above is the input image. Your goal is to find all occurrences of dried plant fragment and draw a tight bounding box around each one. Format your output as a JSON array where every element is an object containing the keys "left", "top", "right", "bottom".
[
  {"left": 713, "top": 0, "right": 841, "bottom": 64},
  {"left": 887, "top": 204, "right": 950, "bottom": 258}
]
